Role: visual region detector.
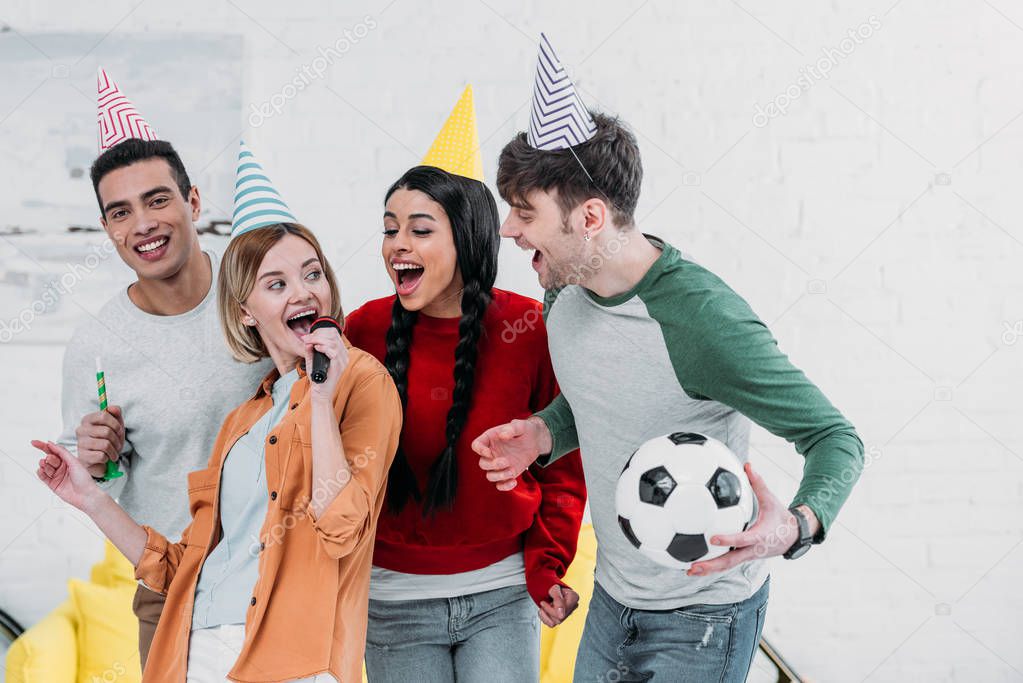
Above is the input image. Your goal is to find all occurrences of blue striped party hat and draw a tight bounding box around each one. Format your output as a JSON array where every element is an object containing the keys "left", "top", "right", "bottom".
[
  {"left": 231, "top": 140, "right": 298, "bottom": 238},
  {"left": 527, "top": 33, "right": 597, "bottom": 151}
]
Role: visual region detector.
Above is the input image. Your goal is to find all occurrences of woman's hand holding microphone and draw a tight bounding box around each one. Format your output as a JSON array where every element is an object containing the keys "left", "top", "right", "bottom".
[
  {"left": 301, "top": 317, "right": 352, "bottom": 519},
  {"left": 302, "top": 317, "right": 349, "bottom": 401}
]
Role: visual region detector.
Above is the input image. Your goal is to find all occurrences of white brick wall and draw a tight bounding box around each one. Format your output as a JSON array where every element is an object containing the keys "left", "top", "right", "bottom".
[{"left": 1, "top": 1, "right": 1021, "bottom": 680}]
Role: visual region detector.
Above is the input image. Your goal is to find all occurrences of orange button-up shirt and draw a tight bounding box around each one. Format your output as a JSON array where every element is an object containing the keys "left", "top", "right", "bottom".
[{"left": 134, "top": 340, "right": 401, "bottom": 682}]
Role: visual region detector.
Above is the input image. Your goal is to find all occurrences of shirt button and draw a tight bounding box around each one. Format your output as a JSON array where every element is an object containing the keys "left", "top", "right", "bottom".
[
  {"left": 250, "top": 597, "right": 257, "bottom": 606},
  {"left": 270, "top": 491, "right": 277, "bottom": 500},
  {"left": 268, "top": 435, "right": 277, "bottom": 445}
]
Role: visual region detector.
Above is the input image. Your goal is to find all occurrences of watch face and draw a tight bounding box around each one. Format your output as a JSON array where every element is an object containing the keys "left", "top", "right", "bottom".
[{"left": 787, "top": 542, "right": 811, "bottom": 560}]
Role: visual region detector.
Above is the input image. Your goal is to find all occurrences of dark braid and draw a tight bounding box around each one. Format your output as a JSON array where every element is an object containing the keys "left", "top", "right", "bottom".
[
  {"left": 383, "top": 299, "right": 421, "bottom": 514},
  {"left": 382, "top": 165, "right": 501, "bottom": 516},
  {"left": 423, "top": 279, "right": 491, "bottom": 514}
]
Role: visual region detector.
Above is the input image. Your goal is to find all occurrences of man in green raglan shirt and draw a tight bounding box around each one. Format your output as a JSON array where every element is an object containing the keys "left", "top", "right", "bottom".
[{"left": 473, "top": 111, "right": 863, "bottom": 681}]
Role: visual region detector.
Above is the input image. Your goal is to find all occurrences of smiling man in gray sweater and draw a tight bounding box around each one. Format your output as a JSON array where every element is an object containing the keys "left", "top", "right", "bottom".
[{"left": 57, "top": 137, "right": 269, "bottom": 668}]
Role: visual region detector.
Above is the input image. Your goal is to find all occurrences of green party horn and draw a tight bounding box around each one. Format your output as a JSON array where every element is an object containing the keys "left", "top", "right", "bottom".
[{"left": 96, "top": 358, "right": 123, "bottom": 480}]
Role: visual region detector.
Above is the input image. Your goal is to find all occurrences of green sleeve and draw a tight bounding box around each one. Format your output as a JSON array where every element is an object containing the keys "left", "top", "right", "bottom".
[
  {"left": 533, "top": 393, "right": 580, "bottom": 467},
  {"left": 645, "top": 267, "right": 864, "bottom": 540}
]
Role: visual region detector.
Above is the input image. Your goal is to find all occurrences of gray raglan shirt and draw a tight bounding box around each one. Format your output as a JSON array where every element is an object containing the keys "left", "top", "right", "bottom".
[{"left": 535, "top": 235, "right": 863, "bottom": 610}]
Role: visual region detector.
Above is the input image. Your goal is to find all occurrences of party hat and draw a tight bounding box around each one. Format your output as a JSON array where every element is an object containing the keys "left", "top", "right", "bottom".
[
  {"left": 527, "top": 33, "right": 597, "bottom": 151},
  {"left": 421, "top": 85, "right": 484, "bottom": 182},
  {"left": 97, "top": 67, "right": 159, "bottom": 152},
  {"left": 231, "top": 140, "right": 298, "bottom": 238}
]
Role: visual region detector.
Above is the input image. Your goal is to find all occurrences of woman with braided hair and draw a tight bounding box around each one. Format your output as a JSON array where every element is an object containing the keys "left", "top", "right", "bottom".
[{"left": 344, "top": 165, "right": 586, "bottom": 683}]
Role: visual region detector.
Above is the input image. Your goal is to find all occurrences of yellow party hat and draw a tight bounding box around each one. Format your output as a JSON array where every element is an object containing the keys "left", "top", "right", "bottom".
[{"left": 421, "top": 85, "right": 484, "bottom": 182}]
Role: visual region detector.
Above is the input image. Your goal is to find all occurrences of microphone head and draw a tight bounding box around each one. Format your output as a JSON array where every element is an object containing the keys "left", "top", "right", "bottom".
[{"left": 310, "top": 316, "right": 340, "bottom": 333}]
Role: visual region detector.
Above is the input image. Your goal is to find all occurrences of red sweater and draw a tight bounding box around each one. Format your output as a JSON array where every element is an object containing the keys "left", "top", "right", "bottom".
[{"left": 344, "top": 288, "right": 586, "bottom": 606}]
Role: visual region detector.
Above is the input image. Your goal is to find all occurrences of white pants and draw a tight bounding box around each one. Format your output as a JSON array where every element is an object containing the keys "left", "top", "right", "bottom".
[{"left": 187, "top": 624, "right": 337, "bottom": 682}]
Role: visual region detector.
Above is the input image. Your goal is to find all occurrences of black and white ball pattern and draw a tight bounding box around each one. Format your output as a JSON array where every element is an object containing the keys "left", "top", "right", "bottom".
[{"left": 615, "top": 432, "right": 756, "bottom": 570}]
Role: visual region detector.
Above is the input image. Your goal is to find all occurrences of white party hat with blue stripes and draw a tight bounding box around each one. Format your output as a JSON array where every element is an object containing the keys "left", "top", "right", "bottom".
[{"left": 231, "top": 141, "right": 298, "bottom": 238}]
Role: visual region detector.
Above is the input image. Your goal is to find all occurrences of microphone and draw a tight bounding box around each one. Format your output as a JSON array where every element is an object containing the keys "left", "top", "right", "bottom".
[{"left": 309, "top": 316, "right": 341, "bottom": 384}]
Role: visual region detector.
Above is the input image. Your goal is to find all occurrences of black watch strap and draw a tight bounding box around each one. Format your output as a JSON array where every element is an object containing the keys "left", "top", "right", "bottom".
[{"left": 783, "top": 506, "right": 812, "bottom": 560}]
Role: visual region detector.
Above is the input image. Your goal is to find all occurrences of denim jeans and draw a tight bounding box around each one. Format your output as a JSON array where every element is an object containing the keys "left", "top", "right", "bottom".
[
  {"left": 365, "top": 584, "right": 539, "bottom": 683},
  {"left": 572, "top": 577, "right": 770, "bottom": 683}
]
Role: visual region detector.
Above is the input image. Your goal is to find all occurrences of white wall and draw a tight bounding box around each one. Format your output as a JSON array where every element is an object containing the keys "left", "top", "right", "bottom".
[{"left": 1, "top": 1, "right": 1021, "bottom": 681}]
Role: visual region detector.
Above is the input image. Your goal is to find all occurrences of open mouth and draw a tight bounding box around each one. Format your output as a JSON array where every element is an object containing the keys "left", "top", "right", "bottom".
[
  {"left": 134, "top": 235, "right": 170, "bottom": 262},
  {"left": 393, "top": 262, "right": 425, "bottom": 296},
  {"left": 532, "top": 249, "right": 544, "bottom": 273},
  {"left": 285, "top": 307, "right": 318, "bottom": 339}
]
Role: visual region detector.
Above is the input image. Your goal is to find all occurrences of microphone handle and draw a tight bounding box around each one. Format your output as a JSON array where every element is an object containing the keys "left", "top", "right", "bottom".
[{"left": 311, "top": 349, "right": 330, "bottom": 383}]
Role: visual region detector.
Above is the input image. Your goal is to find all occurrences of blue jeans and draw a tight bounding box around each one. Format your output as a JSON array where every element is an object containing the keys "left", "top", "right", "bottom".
[
  {"left": 365, "top": 584, "right": 539, "bottom": 683},
  {"left": 573, "top": 578, "right": 770, "bottom": 683}
]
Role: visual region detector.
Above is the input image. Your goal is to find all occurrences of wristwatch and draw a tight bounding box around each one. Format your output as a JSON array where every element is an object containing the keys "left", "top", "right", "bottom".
[{"left": 783, "top": 506, "right": 813, "bottom": 560}]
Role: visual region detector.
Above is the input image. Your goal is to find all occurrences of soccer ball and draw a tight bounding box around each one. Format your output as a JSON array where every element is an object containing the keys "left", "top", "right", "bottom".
[{"left": 615, "top": 432, "right": 756, "bottom": 570}]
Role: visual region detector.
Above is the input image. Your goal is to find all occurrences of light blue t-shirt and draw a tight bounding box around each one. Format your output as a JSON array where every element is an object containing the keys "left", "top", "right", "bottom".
[{"left": 191, "top": 369, "right": 299, "bottom": 629}]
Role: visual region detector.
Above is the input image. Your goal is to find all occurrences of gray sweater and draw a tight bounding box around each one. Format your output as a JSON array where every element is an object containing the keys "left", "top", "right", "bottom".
[{"left": 57, "top": 250, "right": 272, "bottom": 539}]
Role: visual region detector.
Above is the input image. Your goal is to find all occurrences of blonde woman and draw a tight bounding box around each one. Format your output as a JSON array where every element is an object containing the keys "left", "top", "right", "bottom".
[{"left": 33, "top": 222, "right": 401, "bottom": 682}]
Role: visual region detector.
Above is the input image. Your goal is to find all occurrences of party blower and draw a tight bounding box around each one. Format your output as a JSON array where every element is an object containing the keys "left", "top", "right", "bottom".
[{"left": 95, "top": 358, "right": 123, "bottom": 480}]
